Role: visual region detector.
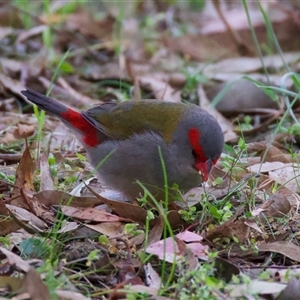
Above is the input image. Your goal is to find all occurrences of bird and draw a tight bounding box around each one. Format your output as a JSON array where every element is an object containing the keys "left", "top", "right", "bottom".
[{"left": 21, "top": 88, "right": 224, "bottom": 202}]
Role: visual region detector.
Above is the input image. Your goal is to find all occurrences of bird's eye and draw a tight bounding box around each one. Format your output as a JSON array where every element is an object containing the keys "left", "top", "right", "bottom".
[{"left": 192, "top": 149, "right": 197, "bottom": 160}]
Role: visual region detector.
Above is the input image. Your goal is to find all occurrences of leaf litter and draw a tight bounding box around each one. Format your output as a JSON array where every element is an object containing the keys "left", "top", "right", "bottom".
[{"left": 1, "top": 1, "right": 300, "bottom": 299}]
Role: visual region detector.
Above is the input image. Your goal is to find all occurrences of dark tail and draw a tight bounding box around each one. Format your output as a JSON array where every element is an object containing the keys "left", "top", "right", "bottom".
[
  {"left": 21, "top": 88, "right": 105, "bottom": 147},
  {"left": 21, "top": 88, "right": 69, "bottom": 117}
]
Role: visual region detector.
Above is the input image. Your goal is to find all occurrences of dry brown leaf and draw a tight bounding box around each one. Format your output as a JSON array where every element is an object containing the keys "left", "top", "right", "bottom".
[
  {"left": 258, "top": 174, "right": 300, "bottom": 207},
  {"left": 258, "top": 193, "right": 291, "bottom": 219},
  {"left": 0, "top": 75, "right": 25, "bottom": 101},
  {"left": 0, "top": 112, "right": 40, "bottom": 144},
  {"left": 167, "top": 210, "right": 187, "bottom": 230},
  {"left": 269, "top": 165, "right": 300, "bottom": 193},
  {"left": 11, "top": 145, "right": 35, "bottom": 207},
  {"left": 23, "top": 267, "right": 51, "bottom": 300},
  {"left": 0, "top": 201, "right": 21, "bottom": 236},
  {"left": 57, "top": 77, "right": 101, "bottom": 106},
  {"left": 203, "top": 52, "right": 300, "bottom": 75},
  {"left": 0, "top": 58, "right": 23, "bottom": 75},
  {"left": 146, "top": 231, "right": 208, "bottom": 263},
  {"left": 85, "top": 222, "right": 125, "bottom": 237},
  {"left": 248, "top": 161, "right": 287, "bottom": 173},
  {"left": 65, "top": 11, "right": 114, "bottom": 40},
  {"left": 176, "top": 230, "right": 204, "bottom": 243},
  {"left": 17, "top": 123, "right": 36, "bottom": 139},
  {"left": 146, "top": 215, "right": 164, "bottom": 246},
  {"left": 60, "top": 206, "right": 133, "bottom": 223},
  {"left": 6, "top": 204, "right": 48, "bottom": 232},
  {"left": 174, "top": 236, "right": 199, "bottom": 271},
  {"left": 211, "top": 0, "right": 253, "bottom": 56},
  {"left": 206, "top": 208, "right": 249, "bottom": 242},
  {"left": 85, "top": 185, "right": 153, "bottom": 224},
  {"left": 264, "top": 145, "right": 291, "bottom": 163},
  {"left": 248, "top": 156, "right": 300, "bottom": 194},
  {"left": 144, "top": 263, "right": 161, "bottom": 289},
  {"left": 247, "top": 142, "right": 291, "bottom": 163},
  {"left": 244, "top": 220, "right": 263, "bottom": 235},
  {"left": 0, "top": 247, "right": 30, "bottom": 272},
  {"left": 139, "top": 74, "right": 181, "bottom": 103},
  {"left": 20, "top": 191, "right": 56, "bottom": 224},
  {"left": 56, "top": 220, "right": 78, "bottom": 233},
  {"left": 228, "top": 280, "right": 286, "bottom": 298},
  {"left": 183, "top": 184, "right": 234, "bottom": 208},
  {"left": 1, "top": 123, "right": 36, "bottom": 144},
  {"left": 97, "top": 198, "right": 150, "bottom": 224},
  {"left": 165, "top": 2, "right": 297, "bottom": 62},
  {"left": 34, "top": 190, "right": 103, "bottom": 207},
  {"left": 164, "top": 34, "right": 234, "bottom": 61},
  {"left": 258, "top": 241, "right": 300, "bottom": 262},
  {"left": 16, "top": 25, "right": 48, "bottom": 43},
  {"left": 55, "top": 290, "right": 90, "bottom": 300},
  {"left": 0, "top": 247, "right": 50, "bottom": 299}
]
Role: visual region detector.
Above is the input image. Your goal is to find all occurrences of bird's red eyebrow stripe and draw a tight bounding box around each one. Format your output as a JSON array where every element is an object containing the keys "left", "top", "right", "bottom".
[
  {"left": 188, "top": 128, "right": 207, "bottom": 161},
  {"left": 61, "top": 109, "right": 99, "bottom": 147}
]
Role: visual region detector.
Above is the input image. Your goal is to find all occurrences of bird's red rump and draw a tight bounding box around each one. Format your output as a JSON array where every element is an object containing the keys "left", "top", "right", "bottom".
[{"left": 61, "top": 109, "right": 99, "bottom": 147}]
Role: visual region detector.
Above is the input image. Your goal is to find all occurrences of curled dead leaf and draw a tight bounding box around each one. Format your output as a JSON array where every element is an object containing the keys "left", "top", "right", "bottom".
[
  {"left": 258, "top": 193, "right": 291, "bottom": 220},
  {"left": 12, "top": 145, "right": 35, "bottom": 208}
]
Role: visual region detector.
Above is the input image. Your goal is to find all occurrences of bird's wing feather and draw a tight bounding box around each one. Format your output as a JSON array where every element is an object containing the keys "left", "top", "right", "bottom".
[{"left": 82, "top": 100, "right": 186, "bottom": 141}]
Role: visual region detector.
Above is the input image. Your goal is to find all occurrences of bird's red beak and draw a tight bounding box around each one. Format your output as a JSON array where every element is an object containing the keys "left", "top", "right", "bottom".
[{"left": 195, "top": 159, "right": 213, "bottom": 182}]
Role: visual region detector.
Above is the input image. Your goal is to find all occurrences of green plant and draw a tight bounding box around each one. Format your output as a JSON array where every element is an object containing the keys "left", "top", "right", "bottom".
[
  {"left": 136, "top": 146, "right": 178, "bottom": 289},
  {"left": 13, "top": 0, "right": 33, "bottom": 28},
  {"left": 124, "top": 223, "right": 144, "bottom": 237},
  {"left": 86, "top": 249, "right": 100, "bottom": 266},
  {"left": 174, "top": 260, "right": 226, "bottom": 300},
  {"left": 179, "top": 206, "right": 200, "bottom": 223},
  {"left": 38, "top": 260, "right": 69, "bottom": 299},
  {"left": 0, "top": 172, "right": 15, "bottom": 184},
  {"left": 0, "top": 236, "right": 10, "bottom": 247},
  {"left": 209, "top": 201, "right": 233, "bottom": 222}
]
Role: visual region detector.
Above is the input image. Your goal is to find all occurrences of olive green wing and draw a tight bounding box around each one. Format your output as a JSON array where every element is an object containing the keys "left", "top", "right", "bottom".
[{"left": 82, "top": 100, "right": 187, "bottom": 142}]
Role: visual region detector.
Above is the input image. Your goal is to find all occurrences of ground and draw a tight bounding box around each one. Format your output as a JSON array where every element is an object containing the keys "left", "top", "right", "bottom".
[{"left": 1, "top": 1, "right": 300, "bottom": 299}]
